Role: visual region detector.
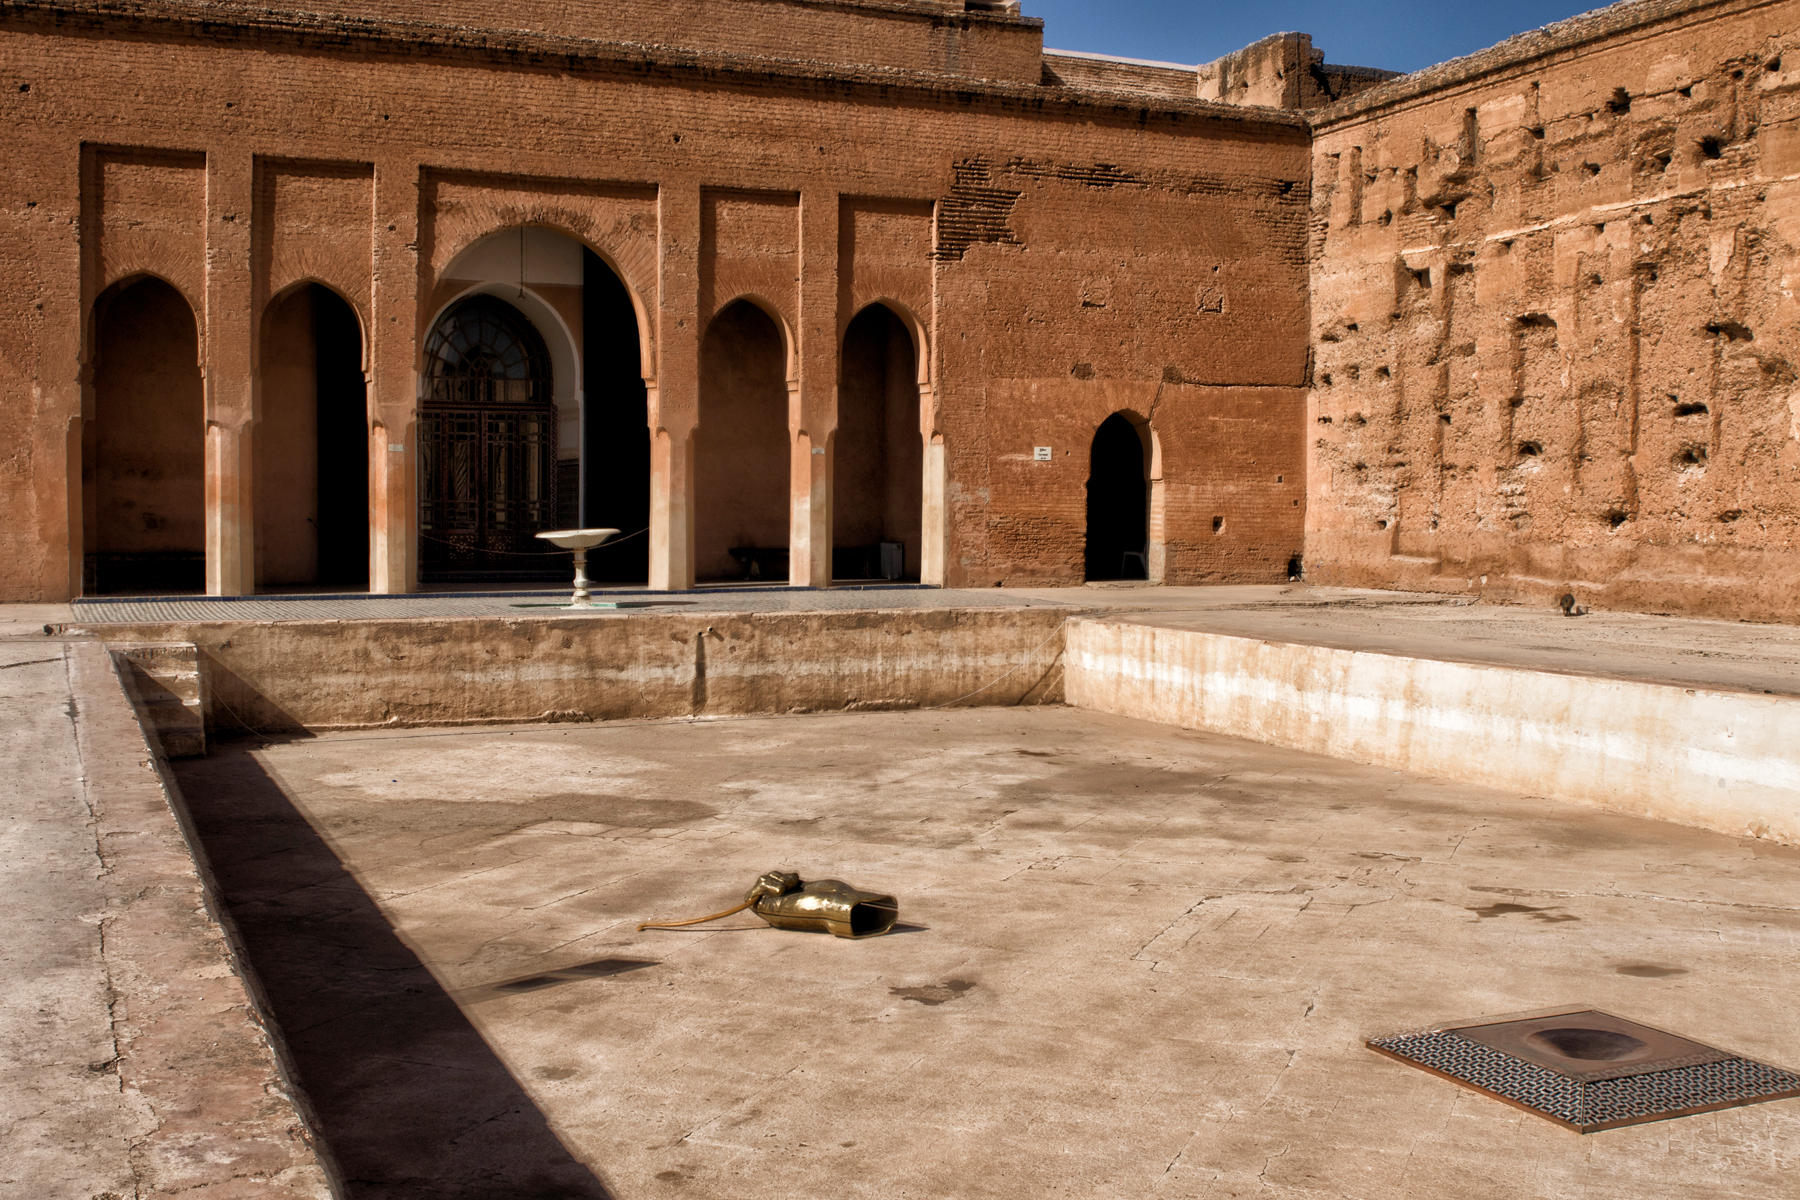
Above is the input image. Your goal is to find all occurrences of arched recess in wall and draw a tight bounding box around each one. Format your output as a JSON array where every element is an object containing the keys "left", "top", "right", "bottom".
[
  {"left": 1085, "top": 411, "right": 1157, "bottom": 582},
  {"left": 255, "top": 283, "right": 369, "bottom": 590},
  {"left": 696, "top": 298, "right": 791, "bottom": 582},
  {"left": 85, "top": 275, "right": 204, "bottom": 594},
  {"left": 833, "top": 303, "right": 922, "bottom": 581},
  {"left": 423, "top": 226, "right": 650, "bottom": 583}
]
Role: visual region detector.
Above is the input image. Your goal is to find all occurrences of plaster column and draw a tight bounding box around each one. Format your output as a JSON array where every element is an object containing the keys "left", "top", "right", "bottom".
[
  {"left": 790, "top": 189, "right": 838, "bottom": 587},
  {"left": 204, "top": 150, "right": 255, "bottom": 596},
  {"left": 650, "top": 180, "right": 700, "bottom": 591},
  {"left": 920, "top": 398, "right": 948, "bottom": 587},
  {"left": 369, "top": 157, "right": 419, "bottom": 594}
]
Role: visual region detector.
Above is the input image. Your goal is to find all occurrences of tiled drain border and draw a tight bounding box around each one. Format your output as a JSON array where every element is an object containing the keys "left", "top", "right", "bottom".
[{"left": 1369, "top": 1009, "right": 1800, "bottom": 1132}]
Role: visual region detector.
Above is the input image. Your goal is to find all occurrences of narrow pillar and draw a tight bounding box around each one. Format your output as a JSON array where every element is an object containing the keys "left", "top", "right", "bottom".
[
  {"left": 649, "top": 402, "right": 696, "bottom": 592},
  {"left": 369, "top": 157, "right": 419, "bottom": 593},
  {"left": 917, "top": 368, "right": 951, "bottom": 585},
  {"left": 204, "top": 150, "right": 255, "bottom": 595},
  {"left": 791, "top": 189, "right": 838, "bottom": 587},
  {"left": 650, "top": 181, "right": 700, "bottom": 590}
]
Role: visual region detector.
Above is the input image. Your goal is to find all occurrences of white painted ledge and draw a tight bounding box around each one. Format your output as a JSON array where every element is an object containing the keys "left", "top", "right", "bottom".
[{"left": 1064, "top": 618, "right": 1800, "bottom": 845}]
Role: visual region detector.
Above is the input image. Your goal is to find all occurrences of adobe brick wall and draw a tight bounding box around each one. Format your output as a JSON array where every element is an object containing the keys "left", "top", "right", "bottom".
[
  {"left": 0, "top": 0, "right": 1311, "bottom": 599},
  {"left": 1308, "top": 0, "right": 1800, "bottom": 622}
]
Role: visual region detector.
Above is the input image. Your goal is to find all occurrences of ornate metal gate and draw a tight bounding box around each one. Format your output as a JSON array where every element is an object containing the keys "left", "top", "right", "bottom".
[{"left": 419, "top": 296, "right": 559, "bottom": 576}]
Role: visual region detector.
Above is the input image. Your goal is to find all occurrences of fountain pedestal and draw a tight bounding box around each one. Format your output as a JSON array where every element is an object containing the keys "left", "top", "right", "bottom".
[{"left": 534, "top": 528, "right": 621, "bottom": 608}]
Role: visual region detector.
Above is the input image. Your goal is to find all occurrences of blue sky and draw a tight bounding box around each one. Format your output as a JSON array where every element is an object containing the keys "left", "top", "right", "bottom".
[{"left": 1025, "top": 1, "right": 1614, "bottom": 75}]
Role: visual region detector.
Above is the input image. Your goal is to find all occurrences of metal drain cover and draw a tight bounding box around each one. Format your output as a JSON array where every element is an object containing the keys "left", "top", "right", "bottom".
[{"left": 1369, "top": 1009, "right": 1800, "bottom": 1132}]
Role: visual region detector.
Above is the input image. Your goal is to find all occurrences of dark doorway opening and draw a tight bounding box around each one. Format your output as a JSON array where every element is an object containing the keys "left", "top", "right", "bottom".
[
  {"left": 86, "top": 276, "right": 205, "bottom": 594},
  {"left": 580, "top": 250, "right": 649, "bottom": 584},
  {"left": 418, "top": 295, "right": 560, "bottom": 582},
  {"left": 832, "top": 304, "right": 921, "bottom": 581},
  {"left": 1085, "top": 412, "right": 1149, "bottom": 581},
  {"left": 695, "top": 300, "right": 789, "bottom": 582},
  {"left": 256, "top": 284, "right": 368, "bottom": 590}
]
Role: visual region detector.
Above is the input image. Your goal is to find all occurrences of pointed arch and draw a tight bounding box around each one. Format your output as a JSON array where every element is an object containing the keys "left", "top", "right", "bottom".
[
  {"left": 85, "top": 275, "right": 204, "bottom": 593},
  {"left": 1085, "top": 409, "right": 1164, "bottom": 582},
  {"left": 255, "top": 281, "right": 369, "bottom": 588},
  {"left": 833, "top": 302, "right": 922, "bottom": 580},
  {"left": 695, "top": 298, "right": 790, "bottom": 581}
]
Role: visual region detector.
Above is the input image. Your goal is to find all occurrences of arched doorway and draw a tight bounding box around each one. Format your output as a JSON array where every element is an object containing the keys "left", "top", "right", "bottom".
[
  {"left": 1086, "top": 412, "right": 1150, "bottom": 581},
  {"left": 425, "top": 227, "right": 649, "bottom": 584},
  {"left": 86, "top": 276, "right": 204, "bottom": 594},
  {"left": 255, "top": 284, "right": 368, "bottom": 589},
  {"left": 418, "top": 295, "right": 558, "bottom": 579},
  {"left": 695, "top": 299, "right": 789, "bottom": 582},
  {"left": 581, "top": 251, "right": 649, "bottom": 583},
  {"left": 833, "top": 304, "right": 922, "bottom": 581}
]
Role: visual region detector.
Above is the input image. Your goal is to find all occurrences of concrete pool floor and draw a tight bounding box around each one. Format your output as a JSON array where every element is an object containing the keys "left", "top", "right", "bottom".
[{"left": 172, "top": 706, "right": 1800, "bottom": 1199}]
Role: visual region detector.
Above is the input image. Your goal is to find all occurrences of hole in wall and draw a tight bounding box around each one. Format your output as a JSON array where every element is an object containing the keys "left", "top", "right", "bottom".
[
  {"left": 1700, "top": 137, "right": 1724, "bottom": 160},
  {"left": 1411, "top": 268, "right": 1431, "bottom": 287},
  {"left": 1607, "top": 87, "right": 1632, "bottom": 113},
  {"left": 1673, "top": 399, "right": 1708, "bottom": 417},
  {"left": 1518, "top": 441, "right": 1542, "bottom": 458},
  {"left": 1286, "top": 555, "right": 1303, "bottom": 580},
  {"left": 1439, "top": 413, "right": 1452, "bottom": 425},
  {"left": 1583, "top": 161, "right": 1602, "bottom": 176},
  {"left": 1649, "top": 151, "right": 1672, "bottom": 173},
  {"left": 1605, "top": 509, "right": 1629, "bottom": 528},
  {"left": 1769, "top": 55, "right": 1784, "bottom": 73},
  {"left": 1718, "top": 509, "right": 1743, "bottom": 523},
  {"left": 1375, "top": 366, "right": 1391, "bottom": 379},
  {"left": 1705, "top": 320, "right": 1753, "bottom": 341},
  {"left": 1320, "top": 372, "right": 1333, "bottom": 386},
  {"left": 1530, "top": 125, "right": 1545, "bottom": 139},
  {"left": 1211, "top": 516, "right": 1224, "bottom": 533},
  {"left": 1378, "top": 209, "right": 1393, "bottom": 226},
  {"left": 1347, "top": 412, "right": 1366, "bottom": 426},
  {"left": 1376, "top": 518, "right": 1389, "bottom": 529},
  {"left": 1675, "top": 445, "right": 1708, "bottom": 468}
]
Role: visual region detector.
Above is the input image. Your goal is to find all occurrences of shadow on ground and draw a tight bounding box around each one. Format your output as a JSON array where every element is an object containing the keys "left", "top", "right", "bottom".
[{"left": 170, "top": 749, "right": 614, "bottom": 1200}]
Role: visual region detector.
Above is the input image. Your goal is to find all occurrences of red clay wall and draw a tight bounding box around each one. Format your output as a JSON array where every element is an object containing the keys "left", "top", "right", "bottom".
[
  {"left": 0, "top": 1, "right": 1311, "bottom": 599},
  {"left": 1308, "top": 0, "right": 1800, "bottom": 622}
]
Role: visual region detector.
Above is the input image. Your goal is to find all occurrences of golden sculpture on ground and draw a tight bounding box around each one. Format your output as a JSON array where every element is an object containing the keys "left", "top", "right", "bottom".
[{"left": 638, "top": 870, "right": 899, "bottom": 939}]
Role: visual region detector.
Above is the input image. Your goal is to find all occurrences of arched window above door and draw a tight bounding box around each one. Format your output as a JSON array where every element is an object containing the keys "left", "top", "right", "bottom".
[{"left": 424, "top": 295, "right": 552, "bottom": 408}]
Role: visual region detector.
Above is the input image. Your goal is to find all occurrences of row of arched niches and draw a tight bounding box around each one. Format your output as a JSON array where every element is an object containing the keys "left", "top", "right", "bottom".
[{"left": 84, "top": 227, "right": 1153, "bottom": 593}]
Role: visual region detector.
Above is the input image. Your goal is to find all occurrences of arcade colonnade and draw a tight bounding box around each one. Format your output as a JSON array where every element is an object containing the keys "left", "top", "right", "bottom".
[{"left": 77, "top": 177, "right": 955, "bottom": 596}]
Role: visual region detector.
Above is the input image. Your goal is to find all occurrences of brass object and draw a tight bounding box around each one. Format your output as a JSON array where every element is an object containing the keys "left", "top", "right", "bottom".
[
  {"left": 744, "top": 870, "right": 898, "bottom": 938},
  {"left": 638, "top": 869, "right": 898, "bottom": 938}
]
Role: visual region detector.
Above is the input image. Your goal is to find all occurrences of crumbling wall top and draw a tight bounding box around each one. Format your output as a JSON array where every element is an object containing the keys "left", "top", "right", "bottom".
[{"left": 1315, "top": 0, "right": 1781, "bottom": 124}]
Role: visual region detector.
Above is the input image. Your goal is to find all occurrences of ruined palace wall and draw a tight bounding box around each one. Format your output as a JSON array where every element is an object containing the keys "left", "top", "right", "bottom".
[
  {"left": 32, "top": 0, "right": 1046, "bottom": 83},
  {"left": 1309, "top": 0, "right": 1800, "bottom": 621},
  {"left": 0, "top": 7, "right": 1308, "bottom": 598}
]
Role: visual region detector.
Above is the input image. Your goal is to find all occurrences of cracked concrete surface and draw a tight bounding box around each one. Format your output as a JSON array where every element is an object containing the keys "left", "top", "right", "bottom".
[
  {"left": 0, "top": 638, "right": 328, "bottom": 1199},
  {"left": 172, "top": 706, "right": 1800, "bottom": 1199}
]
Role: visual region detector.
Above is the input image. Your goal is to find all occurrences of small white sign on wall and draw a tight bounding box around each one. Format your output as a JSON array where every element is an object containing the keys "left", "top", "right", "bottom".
[{"left": 1033, "top": 446, "right": 1052, "bottom": 462}]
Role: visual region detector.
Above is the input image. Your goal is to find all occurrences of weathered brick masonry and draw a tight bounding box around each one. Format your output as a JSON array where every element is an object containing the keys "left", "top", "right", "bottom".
[
  {"left": 0, "top": 0, "right": 1312, "bottom": 598},
  {"left": 3, "top": 0, "right": 1798, "bottom": 619},
  {"left": 1306, "top": 0, "right": 1800, "bottom": 621}
]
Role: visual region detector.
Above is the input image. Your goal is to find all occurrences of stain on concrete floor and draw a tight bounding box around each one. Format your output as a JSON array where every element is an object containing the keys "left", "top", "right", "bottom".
[{"left": 173, "top": 707, "right": 1800, "bottom": 1199}]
